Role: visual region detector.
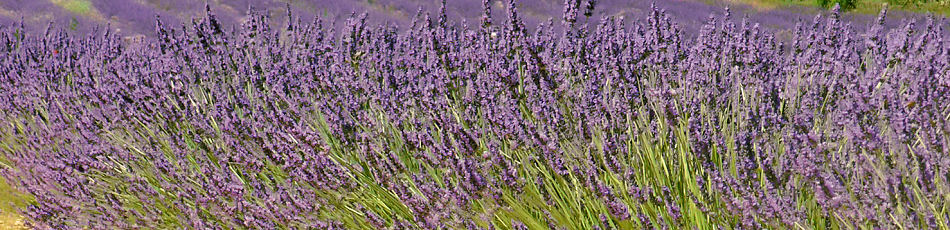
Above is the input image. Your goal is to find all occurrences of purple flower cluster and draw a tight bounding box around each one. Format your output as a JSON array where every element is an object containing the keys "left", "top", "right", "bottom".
[{"left": 0, "top": 1, "right": 947, "bottom": 229}]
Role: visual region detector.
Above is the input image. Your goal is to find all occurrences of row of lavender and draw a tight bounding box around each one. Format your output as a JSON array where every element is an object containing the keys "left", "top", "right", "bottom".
[{"left": 0, "top": 0, "right": 947, "bottom": 229}]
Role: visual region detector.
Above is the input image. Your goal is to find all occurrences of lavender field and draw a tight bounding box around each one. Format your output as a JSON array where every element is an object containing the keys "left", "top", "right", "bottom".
[{"left": 0, "top": 0, "right": 948, "bottom": 229}]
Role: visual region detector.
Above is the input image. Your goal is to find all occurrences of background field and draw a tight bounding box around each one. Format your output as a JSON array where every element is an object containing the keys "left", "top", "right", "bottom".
[
  {"left": 0, "top": 0, "right": 942, "bottom": 38},
  {"left": 728, "top": 0, "right": 950, "bottom": 14},
  {"left": 0, "top": 0, "right": 947, "bottom": 229}
]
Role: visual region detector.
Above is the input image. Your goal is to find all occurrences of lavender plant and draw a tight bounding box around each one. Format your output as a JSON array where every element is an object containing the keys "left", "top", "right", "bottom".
[{"left": 0, "top": 1, "right": 947, "bottom": 229}]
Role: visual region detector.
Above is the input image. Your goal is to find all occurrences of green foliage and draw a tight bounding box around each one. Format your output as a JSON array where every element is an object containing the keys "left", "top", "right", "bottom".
[
  {"left": 817, "top": 0, "right": 858, "bottom": 10},
  {"left": 53, "top": 0, "right": 95, "bottom": 15},
  {"left": 796, "top": 0, "right": 950, "bottom": 15},
  {"left": 0, "top": 130, "right": 30, "bottom": 228},
  {"left": 884, "top": 0, "right": 950, "bottom": 7}
]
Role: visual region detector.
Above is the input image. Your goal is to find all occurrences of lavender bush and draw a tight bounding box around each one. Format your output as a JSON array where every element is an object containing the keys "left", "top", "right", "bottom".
[{"left": 0, "top": 1, "right": 947, "bottom": 229}]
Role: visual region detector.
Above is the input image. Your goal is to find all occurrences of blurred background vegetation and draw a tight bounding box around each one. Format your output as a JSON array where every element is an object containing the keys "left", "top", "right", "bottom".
[
  {"left": 0, "top": 0, "right": 945, "bottom": 228},
  {"left": 747, "top": 0, "right": 950, "bottom": 14}
]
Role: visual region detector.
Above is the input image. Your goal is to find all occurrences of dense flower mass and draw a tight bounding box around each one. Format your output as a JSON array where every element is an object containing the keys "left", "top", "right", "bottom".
[{"left": 0, "top": 1, "right": 948, "bottom": 229}]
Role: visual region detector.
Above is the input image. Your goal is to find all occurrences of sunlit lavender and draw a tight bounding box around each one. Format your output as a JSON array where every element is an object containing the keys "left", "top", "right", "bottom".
[{"left": 0, "top": 0, "right": 947, "bottom": 229}]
